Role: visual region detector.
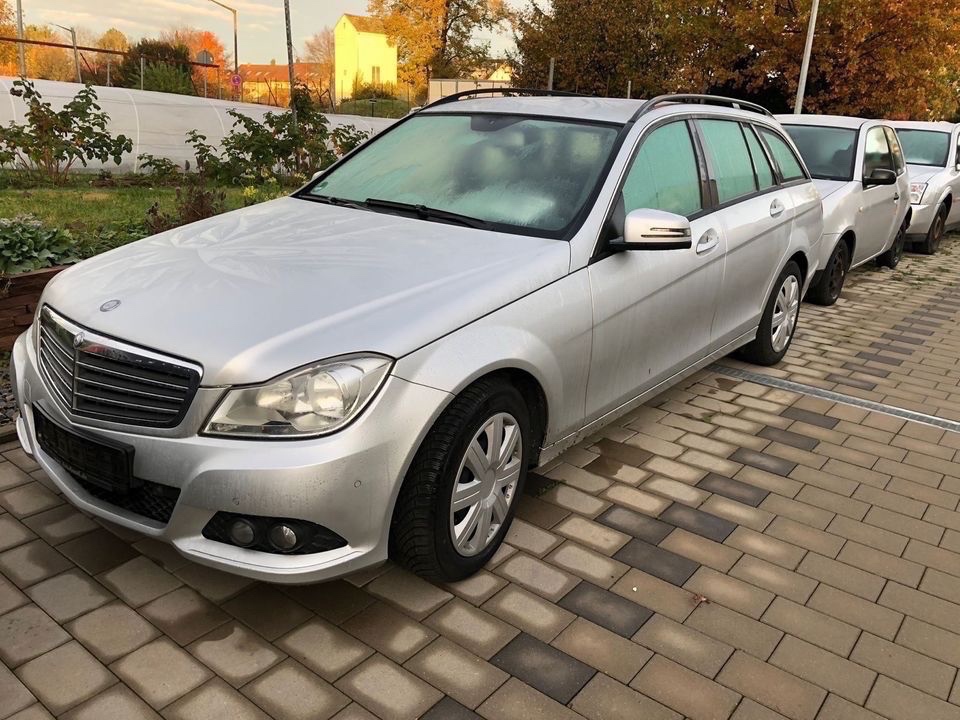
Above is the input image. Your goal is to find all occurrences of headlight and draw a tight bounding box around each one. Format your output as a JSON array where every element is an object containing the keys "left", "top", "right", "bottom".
[
  {"left": 204, "top": 354, "right": 392, "bottom": 438},
  {"left": 910, "top": 182, "right": 928, "bottom": 204}
]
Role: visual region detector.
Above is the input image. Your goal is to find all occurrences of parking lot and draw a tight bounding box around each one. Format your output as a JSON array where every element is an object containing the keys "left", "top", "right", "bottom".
[{"left": 2, "top": 238, "right": 960, "bottom": 720}]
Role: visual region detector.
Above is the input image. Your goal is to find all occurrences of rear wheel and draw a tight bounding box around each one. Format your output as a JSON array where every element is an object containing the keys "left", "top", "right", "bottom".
[
  {"left": 808, "top": 241, "right": 848, "bottom": 306},
  {"left": 390, "top": 376, "right": 530, "bottom": 581},
  {"left": 738, "top": 261, "right": 802, "bottom": 366},
  {"left": 877, "top": 217, "right": 907, "bottom": 268},
  {"left": 920, "top": 205, "right": 947, "bottom": 255}
]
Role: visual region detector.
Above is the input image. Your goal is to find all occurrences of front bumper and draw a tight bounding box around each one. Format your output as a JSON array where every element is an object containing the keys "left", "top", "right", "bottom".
[
  {"left": 11, "top": 328, "right": 451, "bottom": 583},
  {"left": 906, "top": 202, "right": 938, "bottom": 241}
]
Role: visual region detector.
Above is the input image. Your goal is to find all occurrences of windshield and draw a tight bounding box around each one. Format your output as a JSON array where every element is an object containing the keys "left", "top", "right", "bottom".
[
  {"left": 782, "top": 125, "right": 857, "bottom": 181},
  {"left": 303, "top": 113, "right": 622, "bottom": 237},
  {"left": 896, "top": 129, "right": 951, "bottom": 167}
]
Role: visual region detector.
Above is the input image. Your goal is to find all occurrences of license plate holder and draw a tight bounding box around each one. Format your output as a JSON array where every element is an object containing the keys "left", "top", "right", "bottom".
[{"left": 33, "top": 406, "right": 136, "bottom": 494}]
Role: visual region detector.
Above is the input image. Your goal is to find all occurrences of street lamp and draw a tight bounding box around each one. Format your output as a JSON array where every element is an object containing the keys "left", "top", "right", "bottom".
[
  {"left": 52, "top": 23, "right": 81, "bottom": 83},
  {"left": 794, "top": 0, "right": 820, "bottom": 114},
  {"left": 206, "top": 0, "right": 238, "bottom": 74}
]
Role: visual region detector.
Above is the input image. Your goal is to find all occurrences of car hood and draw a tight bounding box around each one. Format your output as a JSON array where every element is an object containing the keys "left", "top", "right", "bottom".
[
  {"left": 812, "top": 179, "right": 849, "bottom": 201},
  {"left": 42, "top": 197, "right": 570, "bottom": 386},
  {"left": 906, "top": 165, "right": 942, "bottom": 185}
]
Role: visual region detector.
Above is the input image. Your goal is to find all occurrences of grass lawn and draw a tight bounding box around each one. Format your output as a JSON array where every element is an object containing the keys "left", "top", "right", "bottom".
[{"left": 0, "top": 185, "right": 248, "bottom": 230}]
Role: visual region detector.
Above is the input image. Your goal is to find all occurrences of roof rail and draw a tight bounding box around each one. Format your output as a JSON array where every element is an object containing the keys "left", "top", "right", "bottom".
[
  {"left": 633, "top": 94, "right": 774, "bottom": 121},
  {"left": 425, "top": 86, "right": 590, "bottom": 109}
]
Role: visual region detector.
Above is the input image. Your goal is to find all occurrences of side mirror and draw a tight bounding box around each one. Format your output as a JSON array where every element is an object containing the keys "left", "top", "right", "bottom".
[
  {"left": 610, "top": 208, "right": 693, "bottom": 251},
  {"left": 864, "top": 168, "right": 897, "bottom": 186},
  {"left": 311, "top": 170, "right": 323, "bottom": 182}
]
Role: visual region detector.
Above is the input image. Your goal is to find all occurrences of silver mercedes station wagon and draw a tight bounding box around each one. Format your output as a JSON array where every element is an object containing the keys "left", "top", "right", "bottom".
[{"left": 11, "top": 91, "right": 822, "bottom": 583}]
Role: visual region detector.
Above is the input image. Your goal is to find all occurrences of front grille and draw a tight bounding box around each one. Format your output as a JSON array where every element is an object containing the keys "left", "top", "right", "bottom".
[
  {"left": 72, "top": 473, "right": 180, "bottom": 524},
  {"left": 37, "top": 306, "right": 201, "bottom": 428}
]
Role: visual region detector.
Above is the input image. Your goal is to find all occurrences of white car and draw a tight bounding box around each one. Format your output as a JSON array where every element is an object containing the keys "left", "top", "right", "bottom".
[
  {"left": 12, "top": 92, "right": 822, "bottom": 583},
  {"left": 778, "top": 115, "right": 912, "bottom": 305},
  {"left": 889, "top": 120, "right": 960, "bottom": 254}
]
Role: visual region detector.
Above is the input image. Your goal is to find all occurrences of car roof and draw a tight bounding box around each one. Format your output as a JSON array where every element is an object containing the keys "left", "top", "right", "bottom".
[
  {"left": 774, "top": 114, "right": 874, "bottom": 130},
  {"left": 420, "top": 96, "right": 779, "bottom": 126},
  {"left": 887, "top": 120, "right": 956, "bottom": 132}
]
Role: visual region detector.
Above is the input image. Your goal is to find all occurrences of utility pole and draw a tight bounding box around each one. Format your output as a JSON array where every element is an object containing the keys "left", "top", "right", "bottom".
[
  {"left": 547, "top": 58, "right": 555, "bottom": 91},
  {"left": 794, "top": 0, "right": 820, "bottom": 114},
  {"left": 15, "top": 0, "right": 25, "bottom": 77},
  {"left": 283, "top": 0, "right": 297, "bottom": 129},
  {"left": 207, "top": 0, "right": 238, "bottom": 73}
]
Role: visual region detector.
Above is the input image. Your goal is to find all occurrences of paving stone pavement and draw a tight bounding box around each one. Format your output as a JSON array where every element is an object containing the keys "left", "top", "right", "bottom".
[{"left": 4, "top": 238, "right": 960, "bottom": 719}]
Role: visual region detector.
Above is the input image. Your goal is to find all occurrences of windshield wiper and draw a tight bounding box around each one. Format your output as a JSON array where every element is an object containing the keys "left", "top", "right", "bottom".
[
  {"left": 301, "top": 194, "right": 366, "bottom": 210},
  {"left": 364, "top": 198, "right": 490, "bottom": 229}
]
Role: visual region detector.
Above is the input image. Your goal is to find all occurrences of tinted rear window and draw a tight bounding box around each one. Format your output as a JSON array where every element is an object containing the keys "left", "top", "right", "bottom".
[
  {"left": 783, "top": 125, "right": 857, "bottom": 181},
  {"left": 896, "top": 129, "right": 951, "bottom": 167}
]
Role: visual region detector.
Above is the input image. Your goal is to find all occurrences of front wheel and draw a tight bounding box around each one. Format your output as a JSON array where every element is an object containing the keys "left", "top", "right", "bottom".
[
  {"left": 390, "top": 376, "right": 530, "bottom": 581},
  {"left": 738, "top": 261, "right": 802, "bottom": 366},
  {"left": 920, "top": 205, "right": 947, "bottom": 255},
  {"left": 807, "top": 240, "right": 848, "bottom": 306},
  {"left": 877, "top": 217, "right": 907, "bottom": 268}
]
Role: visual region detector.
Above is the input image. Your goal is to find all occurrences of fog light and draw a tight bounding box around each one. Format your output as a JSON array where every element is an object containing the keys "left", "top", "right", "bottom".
[
  {"left": 269, "top": 523, "right": 298, "bottom": 551},
  {"left": 229, "top": 519, "right": 256, "bottom": 547}
]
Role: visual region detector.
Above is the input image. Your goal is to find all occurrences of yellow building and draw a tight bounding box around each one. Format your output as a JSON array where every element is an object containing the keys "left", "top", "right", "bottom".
[{"left": 334, "top": 14, "right": 398, "bottom": 101}]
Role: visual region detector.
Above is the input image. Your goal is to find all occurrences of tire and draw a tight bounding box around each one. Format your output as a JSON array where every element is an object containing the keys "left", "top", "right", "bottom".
[
  {"left": 738, "top": 261, "right": 802, "bottom": 366},
  {"left": 390, "top": 376, "right": 531, "bottom": 581},
  {"left": 919, "top": 205, "right": 947, "bottom": 255},
  {"left": 877, "top": 217, "right": 907, "bottom": 268},
  {"left": 807, "top": 241, "right": 848, "bottom": 306}
]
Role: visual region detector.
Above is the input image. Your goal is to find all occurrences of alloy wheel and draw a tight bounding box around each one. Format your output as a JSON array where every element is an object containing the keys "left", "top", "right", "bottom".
[
  {"left": 450, "top": 412, "right": 522, "bottom": 557},
  {"left": 827, "top": 248, "right": 846, "bottom": 301},
  {"left": 771, "top": 275, "right": 800, "bottom": 353}
]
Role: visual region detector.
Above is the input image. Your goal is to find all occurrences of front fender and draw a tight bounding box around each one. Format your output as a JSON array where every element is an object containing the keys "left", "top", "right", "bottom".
[{"left": 393, "top": 271, "right": 593, "bottom": 446}]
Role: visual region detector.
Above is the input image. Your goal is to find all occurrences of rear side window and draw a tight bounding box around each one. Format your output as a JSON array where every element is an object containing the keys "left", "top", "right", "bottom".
[
  {"left": 863, "top": 127, "right": 894, "bottom": 177},
  {"left": 882, "top": 127, "right": 906, "bottom": 173},
  {"left": 698, "top": 119, "right": 758, "bottom": 203},
  {"left": 622, "top": 121, "right": 703, "bottom": 217},
  {"left": 743, "top": 126, "right": 776, "bottom": 190},
  {"left": 759, "top": 129, "right": 807, "bottom": 182}
]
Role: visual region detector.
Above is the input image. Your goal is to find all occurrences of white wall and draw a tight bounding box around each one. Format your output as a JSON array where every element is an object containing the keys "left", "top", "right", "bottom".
[{"left": 0, "top": 78, "right": 396, "bottom": 173}]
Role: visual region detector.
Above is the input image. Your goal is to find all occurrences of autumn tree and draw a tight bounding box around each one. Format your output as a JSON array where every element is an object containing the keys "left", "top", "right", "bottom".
[
  {"left": 0, "top": 0, "right": 15, "bottom": 73},
  {"left": 24, "top": 25, "right": 73, "bottom": 81},
  {"left": 368, "top": 0, "right": 507, "bottom": 85},
  {"left": 512, "top": 0, "right": 960, "bottom": 119},
  {"left": 98, "top": 28, "right": 129, "bottom": 53},
  {"left": 512, "top": 0, "right": 679, "bottom": 97},
  {"left": 665, "top": 0, "right": 960, "bottom": 118},
  {"left": 161, "top": 26, "right": 229, "bottom": 96}
]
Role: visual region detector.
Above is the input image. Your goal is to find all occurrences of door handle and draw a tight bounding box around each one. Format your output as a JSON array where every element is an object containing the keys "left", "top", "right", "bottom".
[
  {"left": 696, "top": 229, "right": 720, "bottom": 255},
  {"left": 770, "top": 199, "right": 785, "bottom": 217},
  {"left": 894, "top": 193, "right": 901, "bottom": 201}
]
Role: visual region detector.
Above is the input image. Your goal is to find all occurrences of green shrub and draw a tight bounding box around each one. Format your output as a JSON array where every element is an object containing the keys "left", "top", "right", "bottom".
[
  {"left": 141, "top": 63, "right": 195, "bottom": 96},
  {"left": 331, "top": 125, "right": 372, "bottom": 155},
  {"left": 137, "top": 153, "right": 181, "bottom": 182},
  {"left": 0, "top": 215, "right": 79, "bottom": 276},
  {"left": 0, "top": 80, "right": 133, "bottom": 185},
  {"left": 145, "top": 177, "right": 226, "bottom": 234}
]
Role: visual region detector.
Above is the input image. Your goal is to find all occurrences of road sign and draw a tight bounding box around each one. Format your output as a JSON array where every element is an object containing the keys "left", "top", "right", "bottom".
[
  {"left": 196, "top": 50, "right": 214, "bottom": 65},
  {"left": 231, "top": 73, "right": 242, "bottom": 87}
]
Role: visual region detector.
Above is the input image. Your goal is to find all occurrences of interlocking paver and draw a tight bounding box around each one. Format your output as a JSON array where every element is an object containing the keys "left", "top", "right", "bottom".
[
  {"left": 11, "top": 252, "right": 960, "bottom": 720},
  {"left": 15, "top": 641, "right": 116, "bottom": 715},
  {"left": 570, "top": 673, "right": 680, "bottom": 720},
  {"left": 335, "top": 655, "right": 443, "bottom": 720}
]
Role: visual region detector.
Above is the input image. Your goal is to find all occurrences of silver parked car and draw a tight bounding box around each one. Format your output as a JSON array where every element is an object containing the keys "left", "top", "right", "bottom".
[
  {"left": 889, "top": 120, "right": 960, "bottom": 254},
  {"left": 777, "top": 115, "right": 912, "bottom": 305},
  {"left": 12, "top": 92, "right": 822, "bottom": 583}
]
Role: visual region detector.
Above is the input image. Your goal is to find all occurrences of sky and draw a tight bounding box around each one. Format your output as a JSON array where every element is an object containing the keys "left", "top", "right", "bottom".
[{"left": 18, "top": 0, "right": 514, "bottom": 67}]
